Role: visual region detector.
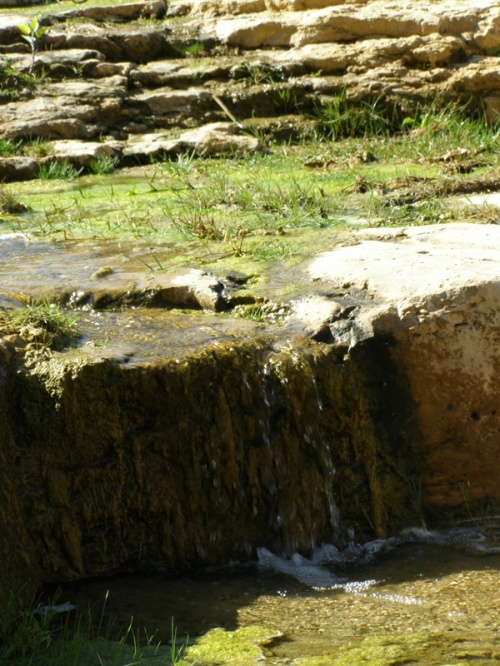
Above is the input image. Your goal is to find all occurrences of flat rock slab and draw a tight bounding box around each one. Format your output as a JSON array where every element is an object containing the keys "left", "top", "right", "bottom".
[
  {"left": 309, "top": 223, "right": 500, "bottom": 312},
  {"left": 55, "top": 0, "right": 166, "bottom": 22},
  {"left": 123, "top": 122, "right": 260, "bottom": 160},
  {"left": 185, "top": 0, "right": 500, "bottom": 50}
]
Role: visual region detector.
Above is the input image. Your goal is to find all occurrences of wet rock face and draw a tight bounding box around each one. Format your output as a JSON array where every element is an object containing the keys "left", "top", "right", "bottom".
[
  {"left": 0, "top": 223, "right": 499, "bottom": 593},
  {"left": 0, "top": 334, "right": 415, "bottom": 591}
]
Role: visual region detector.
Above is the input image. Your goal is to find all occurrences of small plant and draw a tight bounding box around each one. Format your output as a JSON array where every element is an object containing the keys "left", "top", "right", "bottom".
[
  {"left": 183, "top": 41, "right": 206, "bottom": 57},
  {"left": 17, "top": 17, "right": 47, "bottom": 74},
  {"left": 37, "top": 160, "right": 83, "bottom": 180},
  {"left": 171, "top": 208, "right": 223, "bottom": 240},
  {"left": 0, "top": 138, "right": 22, "bottom": 157},
  {"left": 163, "top": 150, "right": 196, "bottom": 174},
  {"left": 69, "top": 62, "right": 84, "bottom": 78},
  {"left": 170, "top": 617, "right": 188, "bottom": 664},
  {"left": 0, "top": 589, "right": 54, "bottom": 663},
  {"left": 234, "top": 303, "right": 265, "bottom": 322},
  {"left": 89, "top": 154, "right": 120, "bottom": 175},
  {"left": 5, "top": 297, "right": 78, "bottom": 349},
  {"left": 0, "top": 185, "right": 30, "bottom": 214},
  {"left": 24, "top": 136, "right": 53, "bottom": 158},
  {"left": 231, "top": 62, "right": 286, "bottom": 86},
  {"left": 234, "top": 300, "right": 290, "bottom": 323},
  {"left": 275, "top": 87, "right": 301, "bottom": 114},
  {"left": 312, "top": 90, "right": 399, "bottom": 139},
  {"left": 174, "top": 40, "right": 206, "bottom": 57},
  {"left": 0, "top": 59, "right": 37, "bottom": 100}
]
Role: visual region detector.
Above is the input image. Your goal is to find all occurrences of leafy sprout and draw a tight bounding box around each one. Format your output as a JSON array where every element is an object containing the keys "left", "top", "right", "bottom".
[{"left": 17, "top": 18, "right": 47, "bottom": 74}]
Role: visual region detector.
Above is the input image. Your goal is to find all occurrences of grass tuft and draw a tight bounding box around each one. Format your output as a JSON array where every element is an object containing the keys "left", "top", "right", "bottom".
[
  {"left": 0, "top": 588, "right": 187, "bottom": 665},
  {"left": 37, "top": 161, "right": 83, "bottom": 180},
  {"left": 2, "top": 297, "right": 79, "bottom": 351},
  {"left": 89, "top": 154, "right": 120, "bottom": 176},
  {"left": 0, "top": 186, "right": 31, "bottom": 214}
]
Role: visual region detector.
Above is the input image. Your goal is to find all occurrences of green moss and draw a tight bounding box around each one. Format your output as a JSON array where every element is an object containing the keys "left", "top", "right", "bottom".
[
  {"left": 5, "top": 133, "right": 499, "bottom": 264},
  {"left": 179, "top": 626, "right": 281, "bottom": 665}
]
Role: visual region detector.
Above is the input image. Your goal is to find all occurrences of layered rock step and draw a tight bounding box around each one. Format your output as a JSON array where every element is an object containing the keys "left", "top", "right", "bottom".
[{"left": 1, "top": 0, "right": 500, "bottom": 181}]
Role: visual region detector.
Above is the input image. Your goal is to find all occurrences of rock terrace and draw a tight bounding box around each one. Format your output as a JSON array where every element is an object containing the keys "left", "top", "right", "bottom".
[{"left": 1, "top": 0, "right": 500, "bottom": 180}]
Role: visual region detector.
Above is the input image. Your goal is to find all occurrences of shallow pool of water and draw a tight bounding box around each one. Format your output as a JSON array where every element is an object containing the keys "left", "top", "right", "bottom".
[{"left": 59, "top": 530, "right": 500, "bottom": 664}]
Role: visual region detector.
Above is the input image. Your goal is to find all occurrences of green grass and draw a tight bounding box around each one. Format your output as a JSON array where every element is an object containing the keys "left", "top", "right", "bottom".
[
  {"left": 0, "top": 138, "right": 22, "bottom": 158},
  {"left": 25, "top": 136, "right": 54, "bottom": 158},
  {"left": 37, "top": 160, "right": 83, "bottom": 180},
  {"left": 89, "top": 154, "right": 120, "bottom": 176},
  {"left": 0, "top": 186, "right": 30, "bottom": 214},
  {"left": 2, "top": 297, "right": 79, "bottom": 350},
  {"left": 2, "top": 103, "right": 499, "bottom": 274},
  {"left": 312, "top": 91, "right": 401, "bottom": 140},
  {"left": 0, "top": 60, "right": 39, "bottom": 101},
  {"left": 0, "top": 590, "right": 187, "bottom": 666}
]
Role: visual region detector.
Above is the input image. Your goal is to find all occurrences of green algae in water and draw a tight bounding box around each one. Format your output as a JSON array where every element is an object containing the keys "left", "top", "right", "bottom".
[
  {"left": 297, "top": 632, "right": 499, "bottom": 665},
  {"left": 178, "top": 626, "right": 282, "bottom": 666}
]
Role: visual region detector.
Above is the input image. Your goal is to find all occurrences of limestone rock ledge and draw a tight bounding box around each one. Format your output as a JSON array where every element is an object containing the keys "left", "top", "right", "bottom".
[
  {"left": 2, "top": 0, "right": 500, "bottom": 180},
  {"left": 306, "top": 223, "right": 500, "bottom": 509}
]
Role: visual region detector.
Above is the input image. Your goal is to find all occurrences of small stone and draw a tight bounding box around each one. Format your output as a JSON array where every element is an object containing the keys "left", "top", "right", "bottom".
[{"left": 91, "top": 266, "right": 114, "bottom": 279}]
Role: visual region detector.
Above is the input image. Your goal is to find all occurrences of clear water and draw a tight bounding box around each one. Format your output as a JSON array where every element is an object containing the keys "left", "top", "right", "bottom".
[{"left": 60, "top": 529, "right": 500, "bottom": 664}]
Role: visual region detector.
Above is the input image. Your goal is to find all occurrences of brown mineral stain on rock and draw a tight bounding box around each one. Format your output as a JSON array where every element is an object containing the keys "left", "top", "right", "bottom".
[
  {"left": 46, "top": 469, "right": 71, "bottom": 508},
  {"left": 61, "top": 514, "right": 84, "bottom": 575}
]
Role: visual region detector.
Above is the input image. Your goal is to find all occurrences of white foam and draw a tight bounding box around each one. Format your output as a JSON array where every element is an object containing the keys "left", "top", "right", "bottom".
[{"left": 257, "top": 547, "right": 376, "bottom": 592}]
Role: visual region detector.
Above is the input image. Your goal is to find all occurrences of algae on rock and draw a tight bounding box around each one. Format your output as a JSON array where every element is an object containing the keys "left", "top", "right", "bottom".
[{"left": 0, "top": 329, "right": 418, "bottom": 592}]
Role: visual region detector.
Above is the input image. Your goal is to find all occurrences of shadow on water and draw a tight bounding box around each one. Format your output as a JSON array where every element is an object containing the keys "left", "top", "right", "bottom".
[{"left": 53, "top": 533, "right": 500, "bottom": 660}]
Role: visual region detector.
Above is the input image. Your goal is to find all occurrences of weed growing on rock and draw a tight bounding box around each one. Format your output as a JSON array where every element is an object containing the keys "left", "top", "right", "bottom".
[
  {"left": 398, "top": 100, "right": 500, "bottom": 159},
  {"left": 24, "top": 136, "right": 53, "bottom": 158},
  {"left": 312, "top": 90, "right": 400, "bottom": 139},
  {"left": 0, "top": 138, "right": 22, "bottom": 157},
  {"left": 0, "top": 60, "right": 37, "bottom": 100},
  {"left": 17, "top": 17, "right": 47, "bottom": 74},
  {"left": 231, "top": 62, "right": 286, "bottom": 86},
  {"left": 37, "top": 160, "right": 83, "bottom": 180},
  {"left": 89, "top": 154, "right": 120, "bottom": 175},
  {"left": 4, "top": 297, "right": 78, "bottom": 350},
  {"left": 173, "top": 40, "right": 207, "bottom": 58}
]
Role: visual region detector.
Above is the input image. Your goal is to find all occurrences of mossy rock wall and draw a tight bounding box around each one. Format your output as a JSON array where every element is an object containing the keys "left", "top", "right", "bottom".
[{"left": 0, "top": 335, "right": 417, "bottom": 594}]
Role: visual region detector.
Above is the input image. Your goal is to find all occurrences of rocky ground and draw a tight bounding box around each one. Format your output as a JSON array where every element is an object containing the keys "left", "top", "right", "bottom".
[{"left": 1, "top": 0, "right": 500, "bottom": 180}]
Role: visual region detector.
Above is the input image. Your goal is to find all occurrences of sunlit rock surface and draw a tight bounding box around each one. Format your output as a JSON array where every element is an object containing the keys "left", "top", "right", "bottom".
[
  {"left": 2, "top": 0, "right": 500, "bottom": 179},
  {"left": 308, "top": 223, "right": 500, "bottom": 509}
]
